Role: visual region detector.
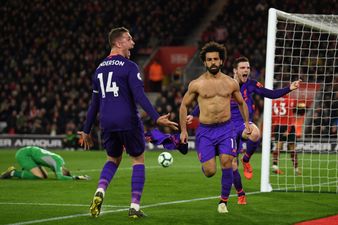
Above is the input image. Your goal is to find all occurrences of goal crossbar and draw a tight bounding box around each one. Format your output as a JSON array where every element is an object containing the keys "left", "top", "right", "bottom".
[{"left": 275, "top": 9, "right": 338, "bottom": 35}]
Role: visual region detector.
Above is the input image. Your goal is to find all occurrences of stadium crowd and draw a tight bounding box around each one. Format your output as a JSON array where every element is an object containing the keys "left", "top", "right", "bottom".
[
  {"left": 1, "top": 0, "right": 337, "bottom": 139},
  {"left": 199, "top": 0, "right": 338, "bottom": 139},
  {"left": 0, "top": 0, "right": 212, "bottom": 135}
]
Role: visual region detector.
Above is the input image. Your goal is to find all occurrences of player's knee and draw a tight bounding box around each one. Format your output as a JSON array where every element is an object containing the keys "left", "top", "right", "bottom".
[
  {"left": 107, "top": 155, "right": 122, "bottom": 166},
  {"left": 248, "top": 127, "right": 261, "bottom": 141},
  {"left": 249, "top": 134, "right": 260, "bottom": 142},
  {"left": 204, "top": 171, "right": 216, "bottom": 177},
  {"left": 203, "top": 167, "right": 216, "bottom": 177},
  {"left": 31, "top": 167, "right": 47, "bottom": 179},
  {"left": 220, "top": 160, "right": 232, "bottom": 169}
]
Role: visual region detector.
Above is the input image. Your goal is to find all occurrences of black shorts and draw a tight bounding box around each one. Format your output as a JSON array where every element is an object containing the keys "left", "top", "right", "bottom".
[{"left": 273, "top": 125, "right": 296, "bottom": 142}]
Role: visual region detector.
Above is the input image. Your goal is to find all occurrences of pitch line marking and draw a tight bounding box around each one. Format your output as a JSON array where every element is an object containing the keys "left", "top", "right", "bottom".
[{"left": 5, "top": 191, "right": 262, "bottom": 225}]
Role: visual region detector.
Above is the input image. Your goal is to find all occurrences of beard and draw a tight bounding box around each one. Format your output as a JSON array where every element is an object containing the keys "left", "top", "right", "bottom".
[{"left": 206, "top": 65, "right": 221, "bottom": 75}]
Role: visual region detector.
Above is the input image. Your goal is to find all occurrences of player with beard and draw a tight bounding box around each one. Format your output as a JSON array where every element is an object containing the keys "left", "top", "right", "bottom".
[
  {"left": 78, "top": 27, "right": 178, "bottom": 218},
  {"left": 188, "top": 56, "right": 301, "bottom": 204},
  {"left": 179, "top": 42, "right": 251, "bottom": 213}
]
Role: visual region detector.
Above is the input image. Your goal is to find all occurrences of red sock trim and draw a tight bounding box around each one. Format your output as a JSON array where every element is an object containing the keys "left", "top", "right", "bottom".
[{"left": 220, "top": 197, "right": 228, "bottom": 202}]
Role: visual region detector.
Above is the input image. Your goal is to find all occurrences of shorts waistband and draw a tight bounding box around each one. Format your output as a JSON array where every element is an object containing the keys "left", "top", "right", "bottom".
[{"left": 199, "top": 120, "right": 231, "bottom": 128}]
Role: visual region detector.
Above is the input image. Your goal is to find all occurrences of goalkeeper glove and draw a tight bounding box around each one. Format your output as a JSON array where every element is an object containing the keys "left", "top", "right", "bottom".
[{"left": 73, "top": 175, "right": 90, "bottom": 180}]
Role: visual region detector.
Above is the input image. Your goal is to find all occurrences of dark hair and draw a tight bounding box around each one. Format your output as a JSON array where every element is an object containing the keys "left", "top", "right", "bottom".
[
  {"left": 108, "top": 27, "right": 129, "bottom": 48},
  {"left": 199, "top": 41, "right": 227, "bottom": 62},
  {"left": 233, "top": 56, "right": 249, "bottom": 69}
]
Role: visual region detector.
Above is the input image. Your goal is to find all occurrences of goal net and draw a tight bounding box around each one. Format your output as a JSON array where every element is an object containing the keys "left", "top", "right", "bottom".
[{"left": 261, "top": 8, "right": 338, "bottom": 193}]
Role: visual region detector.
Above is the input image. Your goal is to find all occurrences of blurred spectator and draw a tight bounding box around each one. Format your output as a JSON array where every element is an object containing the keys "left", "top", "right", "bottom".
[
  {"left": 330, "top": 124, "right": 337, "bottom": 139},
  {"left": 171, "top": 67, "right": 184, "bottom": 87},
  {"left": 63, "top": 121, "right": 78, "bottom": 150},
  {"left": 0, "top": 0, "right": 336, "bottom": 139},
  {"left": 6, "top": 110, "right": 17, "bottom": 134},
  {"left": 0, "top": 0, "right": 213, "bottom": 135},
  {"left": 148, "top": 60, "right": 165, "bottom": 92}
]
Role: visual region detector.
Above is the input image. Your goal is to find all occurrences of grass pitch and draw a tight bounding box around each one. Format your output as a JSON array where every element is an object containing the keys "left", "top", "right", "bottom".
[{"left": 0, "top": 150, "right": 337, "bottom": 225}]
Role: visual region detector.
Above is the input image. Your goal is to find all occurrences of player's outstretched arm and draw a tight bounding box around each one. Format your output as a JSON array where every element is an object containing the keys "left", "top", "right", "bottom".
[
  {"left": 82, "top": 92, "right": 100, "bottom": 136},
  {"left": 128, "top": 66, "right": 178, "bottom": 130},
  {"left": 290, "top": 79, "right": 302, "bottom": 91},
  {"left": 253, "top": 79, "right": 302, "bottom": 99},
  {"left": 156, "top": 113, "right": 178, "bottom": 130}
]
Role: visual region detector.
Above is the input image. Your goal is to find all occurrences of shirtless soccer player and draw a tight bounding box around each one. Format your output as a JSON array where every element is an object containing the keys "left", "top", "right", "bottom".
[{"left": 179, "top": 41, "right": 251, "bottom": 213}]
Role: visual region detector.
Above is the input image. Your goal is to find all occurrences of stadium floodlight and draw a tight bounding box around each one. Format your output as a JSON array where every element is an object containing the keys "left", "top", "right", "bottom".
[{"left": 261, "top": 8, "right": 338, "bottom": 193}]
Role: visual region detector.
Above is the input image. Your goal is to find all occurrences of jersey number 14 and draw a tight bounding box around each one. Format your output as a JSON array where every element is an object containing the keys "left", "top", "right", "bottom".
[{"left": 98, "top": 72, "right": 120, "bottom": 98}]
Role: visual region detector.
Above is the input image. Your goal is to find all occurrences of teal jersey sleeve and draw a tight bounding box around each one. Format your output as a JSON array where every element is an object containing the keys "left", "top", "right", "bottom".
[{"left": 54, "top": 169, "right": 74, "bottom": 180}]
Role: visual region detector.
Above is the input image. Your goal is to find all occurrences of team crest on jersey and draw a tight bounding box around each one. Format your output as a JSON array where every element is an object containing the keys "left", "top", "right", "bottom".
[{"left": 137, "top": 73, "right": 142, "bottom": 81}]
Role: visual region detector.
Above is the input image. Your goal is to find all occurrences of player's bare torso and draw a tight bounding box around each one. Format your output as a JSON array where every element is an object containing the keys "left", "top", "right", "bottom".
[{"left": 191, "top": 73, "right": 235, "bottom": 124}]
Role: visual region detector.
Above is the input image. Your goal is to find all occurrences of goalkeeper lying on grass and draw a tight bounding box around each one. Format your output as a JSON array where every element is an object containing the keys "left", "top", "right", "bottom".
[{"left": 0, "top": 146, "right": 89, "bottom": 180}]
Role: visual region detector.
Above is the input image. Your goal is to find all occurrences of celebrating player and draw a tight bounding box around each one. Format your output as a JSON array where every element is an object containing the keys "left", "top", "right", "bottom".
[
  {"left": 0, "top": 146, "right": 89, "bottom": 180},
  {"left": 191, "top": 56, "right": 301, "bottom": 178},
  {"left": 77, "top": 27, "right": 178, "bottom": 219},
  {"left": 179, "top": 41, "right": 251, "bottom": 213},
  {"left": 188, "top": 56, "right": 301, "bottom": 204},
  {"left": 231, "top": 56, "right": 301, "bottom": 179}
]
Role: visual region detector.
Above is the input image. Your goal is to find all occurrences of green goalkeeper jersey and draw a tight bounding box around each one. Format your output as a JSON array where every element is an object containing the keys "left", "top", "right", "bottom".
[{"left": 15, "top": 146, "right": 73, "bottom": 180}]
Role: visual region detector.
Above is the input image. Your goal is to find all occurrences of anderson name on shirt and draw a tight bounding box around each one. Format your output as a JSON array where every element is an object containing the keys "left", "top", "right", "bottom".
[{"left": 98, "top": 60, "right": 125, "bottom": 68}]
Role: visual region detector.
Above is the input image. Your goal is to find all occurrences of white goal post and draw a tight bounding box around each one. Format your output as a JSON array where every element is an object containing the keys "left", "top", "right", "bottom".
[{"left": 261, "top": 8, "right": 338, "bottom": 193}]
